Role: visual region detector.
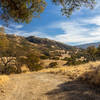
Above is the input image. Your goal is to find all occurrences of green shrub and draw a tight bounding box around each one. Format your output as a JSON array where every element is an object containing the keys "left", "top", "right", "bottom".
[
  {"left": 20, "top": 52, "right": 44, "bottom": 71},
  {"left": 63, "top": 57, "right": 69, "bottom": 61},
  {"left": 49, "top": 62, "right": 58, "bottom": 68},
  {"left": 3, "top": 65, "right": 17, "bottom": 75},
  {"left": 52, "top": 57, "right": 59, "bottom": 60},
  {"left": 65, "top": 58, "right": 88, "bottom": 66},
  {"left": 29, "top": 64, "right": 43, "bottom": 71},
  {"left": 40, "top": 55, "right": 49, "bottom": 59}
]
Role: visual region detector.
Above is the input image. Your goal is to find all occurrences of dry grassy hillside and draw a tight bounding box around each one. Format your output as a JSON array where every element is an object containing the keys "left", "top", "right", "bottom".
[{"left": 40, "top": 61, "right": 100, "bottom": 86}]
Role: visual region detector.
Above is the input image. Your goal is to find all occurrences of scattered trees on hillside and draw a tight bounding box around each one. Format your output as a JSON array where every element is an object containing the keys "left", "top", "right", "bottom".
[
  {"left": 65, "top": 54, "right": 86, "bottom": 66},
  {"left": 65, "top": 45, "right": 100, "bottom": 66},
  {"left": 0, "top": 36, "right": 44, "bottom": 74},
  {"left": 85, "top": 46, "right": 97, "bottom": 61},
  {"left": 0, "top": 52, "right": 43, "bottom": 74}
]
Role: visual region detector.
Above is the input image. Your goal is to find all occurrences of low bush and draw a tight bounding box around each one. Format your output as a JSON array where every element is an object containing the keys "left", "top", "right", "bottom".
[
  {"left": 52, "top": 57, "right": 59, "bottom": 60},
  {"left": 40, "top": 55, "right": 49, "bottom": 59},
  {"left": 2, "top": 65, "right": 17, "bottom": 75},
  {"left": 63, "top": 57, "right": 69, "bottom": 61},
  {"left": 30, "top": 64, "right": 43, "bottom": 71},
  {"left": 48, "top": 62, "right": 58, "bottom": 68}
]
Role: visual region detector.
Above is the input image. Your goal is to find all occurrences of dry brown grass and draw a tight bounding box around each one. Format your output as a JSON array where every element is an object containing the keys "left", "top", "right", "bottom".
[
  {"left": 21, "top": 65, "right": 29, "bottom": 73},
  {"left": 0, "top": 75, "right": 9, "bottom": 86},
  {"left": 79, "top": 66, "right": 100, "bottom": 86},
  {"left": 40, "top": 61, "right": 100, "bottom": 85}
]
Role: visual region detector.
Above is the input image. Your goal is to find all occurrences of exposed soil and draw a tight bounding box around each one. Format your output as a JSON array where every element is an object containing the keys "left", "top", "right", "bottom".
[{"left": 0, "top": 72, "right": 100, "bottom": 100}]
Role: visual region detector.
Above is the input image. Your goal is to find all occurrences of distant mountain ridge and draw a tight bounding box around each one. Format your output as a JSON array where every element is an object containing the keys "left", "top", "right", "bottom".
[
  {"left": 77, "top": 42, "right": 100, "bottom": 49},
  {"left": 26, "top": 36, "right": 75, "bottom": 51}
]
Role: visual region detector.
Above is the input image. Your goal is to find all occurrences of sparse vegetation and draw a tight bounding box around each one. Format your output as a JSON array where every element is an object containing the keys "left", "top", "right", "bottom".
[
  {"left": 63, "top": 45, "right": 100, "bottom": 66},
  {"left": 40, "top": 61, "right": 100, "bottom": 82}
]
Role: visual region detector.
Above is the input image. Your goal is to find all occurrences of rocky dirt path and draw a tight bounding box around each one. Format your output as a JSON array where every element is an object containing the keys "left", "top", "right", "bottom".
[{"left": 0, "top": 72, "right": 100, "bottom": 100}]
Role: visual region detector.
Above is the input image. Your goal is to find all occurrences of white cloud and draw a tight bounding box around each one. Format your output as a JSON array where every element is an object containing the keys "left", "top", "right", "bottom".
[
  {"left": 48, "top": 16, "right": 100, "bottom": 45},
  {"left": 10, "top": 24, "right": 24, "bottom": 29},
  {"left": 4, "top": 25, "right": 47, "bottom": 38},
  {"left": 15, "top": 25, "right": 23, "bottom": 29},
  {"left": 83, "top": 16, "right": 100, "bottom": 25},
  {"left": 20, "top": 31, "right": 47, "bottom": 37}
]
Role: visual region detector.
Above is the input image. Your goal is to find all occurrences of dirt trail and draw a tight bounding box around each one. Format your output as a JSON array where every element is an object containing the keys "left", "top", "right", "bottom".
[
  {"left": 0, "top": 72, "right": 100, "bottom": 100},
  {"left": 0, "top": 72, "right": 67, "bottom": 100}
]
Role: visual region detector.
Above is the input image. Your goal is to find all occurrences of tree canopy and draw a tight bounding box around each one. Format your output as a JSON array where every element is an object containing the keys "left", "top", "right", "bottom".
[
  {"left": 0, "top": 0, "right": 96, "bottom": 23},
  {"left": 0, "top": 0, "right": 46, "bottom": 23},
  {"left": 52, "top": 0, "right": 96, "bottom": 16}
]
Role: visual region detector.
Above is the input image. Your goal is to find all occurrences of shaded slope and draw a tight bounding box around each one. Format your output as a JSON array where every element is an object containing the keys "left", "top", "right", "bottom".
[
  {"left": 3, "top": 34, "right": 76, "bottom": 57},
  {"left": 26, "top": 36, "right": 75, "bottom": 51}
]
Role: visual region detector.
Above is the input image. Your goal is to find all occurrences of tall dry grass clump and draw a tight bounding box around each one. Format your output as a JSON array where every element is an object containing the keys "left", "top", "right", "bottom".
[
  {"left": 40, "top": 61, "right": 100, "bottom": 85},
  {"left": 0, "top": 75, "right": 9, "bottom": 86},
  {"left": 79, "top": 65, "right": 100, "bottom": 86}
]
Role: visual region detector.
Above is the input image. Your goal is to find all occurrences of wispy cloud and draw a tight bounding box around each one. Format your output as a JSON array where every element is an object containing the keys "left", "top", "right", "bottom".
[
  {"left": 3, "top": 25, "right": 47, "bottom": 38},
  {"left": 48, "top": 15, "right": 100, "bottom": 45},
  {"left": 10, "top": 24, "right": 24, "bottom": 29},
  {"left": 20, "top": 31, "right": 47, "bottom": 37},
  {"left": 83, "top": 16, "right": 100, "bottom": 25}
]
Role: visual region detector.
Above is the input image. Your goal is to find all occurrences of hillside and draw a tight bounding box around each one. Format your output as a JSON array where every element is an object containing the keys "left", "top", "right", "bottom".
[
  {"left": 26, "top": 36, "right": 75, "bottom": 51},
  {"left": 77, "top": 42, "right": 100, "bottom": 49},
  {"left": 0, "top": 33, "right": 78, "bottom": 74},
  {"left": 3, "top": 34, "right": 76, "bottom": 57},
  {"left": 6, "top": 34, "right": 41, "bottom": 56}
]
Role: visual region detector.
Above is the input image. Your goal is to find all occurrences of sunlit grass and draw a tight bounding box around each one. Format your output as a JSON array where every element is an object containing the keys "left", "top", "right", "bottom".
[
  {"left": 40, "top": 61, "right": 100, "bottom": 85},
  {"left": 0, "top": 75, "right": 9, "bottom": 86}
]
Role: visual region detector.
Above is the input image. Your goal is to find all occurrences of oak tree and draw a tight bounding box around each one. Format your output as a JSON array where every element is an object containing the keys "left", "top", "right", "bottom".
[{"left": 0, "top": 0, "right": 96, "bottom": 23}]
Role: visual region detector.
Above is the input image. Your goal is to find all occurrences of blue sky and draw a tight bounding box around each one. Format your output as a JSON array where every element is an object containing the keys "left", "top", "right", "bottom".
[{"left": 1, "top": 0, "right": 100, "bottom": 46}]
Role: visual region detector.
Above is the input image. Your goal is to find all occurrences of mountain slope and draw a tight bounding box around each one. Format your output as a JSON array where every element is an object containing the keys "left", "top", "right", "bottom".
[
  {"left": 3, "top": 34, "right": 76, "bottom": 57},
  {"left": 77, "top": 42, "right": 100, "bottom": 49},
  {"left": 26, "top": 36, "right": 75, "bottom": 51}
]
